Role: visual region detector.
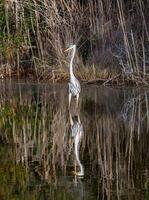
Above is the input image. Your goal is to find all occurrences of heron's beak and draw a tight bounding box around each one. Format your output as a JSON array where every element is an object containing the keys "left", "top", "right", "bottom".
[{"left": 64, "top": 47, "right": 71, "bottom": 52}]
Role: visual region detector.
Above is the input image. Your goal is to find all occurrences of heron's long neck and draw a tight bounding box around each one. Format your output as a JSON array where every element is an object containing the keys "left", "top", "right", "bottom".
[{"left": 70, "top": 46, "right": 76, "bottom": 80}]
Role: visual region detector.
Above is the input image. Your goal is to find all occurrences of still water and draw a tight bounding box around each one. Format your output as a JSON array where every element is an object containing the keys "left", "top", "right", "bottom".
[{"left": 0, "top": 80, "right": 149, "bottom": 200}]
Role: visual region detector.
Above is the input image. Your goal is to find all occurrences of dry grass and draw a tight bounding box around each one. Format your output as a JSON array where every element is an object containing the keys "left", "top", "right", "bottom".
[{"left": 0, "top": 0, "right": 149, "bottom": 85}]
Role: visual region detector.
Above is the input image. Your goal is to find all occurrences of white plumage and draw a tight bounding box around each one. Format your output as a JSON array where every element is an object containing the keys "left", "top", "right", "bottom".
[
  {"left": 64, "top": 44, "right": 81, "bottom": 107},
  {"left": 69, "top": 113, "right": 84, "bottom": 176}
]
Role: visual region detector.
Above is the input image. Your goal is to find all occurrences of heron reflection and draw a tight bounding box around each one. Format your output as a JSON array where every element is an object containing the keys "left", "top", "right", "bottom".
[
  {"left": 69, "top": 111, "right": 84, "bottom": 176},
  {"left": 64, "top": 44, "right": 81, "bottom": 107}
]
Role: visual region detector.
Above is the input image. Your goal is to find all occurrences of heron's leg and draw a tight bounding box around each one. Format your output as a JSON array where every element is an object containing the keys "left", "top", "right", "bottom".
[
  {"left": 74, "top": 159, "right": 77, "bottom": 184},
  {"left": 69, "top": 111, "right": 73, "bottom": 126},
  {"left": 78, "top": 114, "right": 81, "bottom": 123},
  {"left": 69, "top": 93, "right": 72, "bottom": 107},
  {"left": 76, "top": 94, "right": 79, "bottom": 107}
]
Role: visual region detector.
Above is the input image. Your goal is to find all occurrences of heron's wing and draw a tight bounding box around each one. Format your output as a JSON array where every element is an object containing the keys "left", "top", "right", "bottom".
[
  {"left": 75, "top": 79, "right": 81, "bottom": 92},
  {"left": 68, "top": 79, "right": 81, "bottom": 96}
]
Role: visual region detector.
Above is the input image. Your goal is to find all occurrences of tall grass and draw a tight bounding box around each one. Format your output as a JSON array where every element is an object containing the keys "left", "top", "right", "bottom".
[{"left": 0, "top": 0, "right": 149, "bottom": 84}]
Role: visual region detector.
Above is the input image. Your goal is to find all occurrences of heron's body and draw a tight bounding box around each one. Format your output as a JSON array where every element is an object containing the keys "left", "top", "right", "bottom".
[
  {"left": 68, "top": 79, "right": 80, "bottom": 97},
  {"left": 65, "top": 44, "right": 81, "bottom": 107}
]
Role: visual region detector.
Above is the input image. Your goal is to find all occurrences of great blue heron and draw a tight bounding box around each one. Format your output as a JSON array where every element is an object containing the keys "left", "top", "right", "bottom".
[
  {"left": 69, "top": 112, "right": 84, "bottom": 176},
  {"left": 64, "top": 44, "right": 81, "bottom": 107}
]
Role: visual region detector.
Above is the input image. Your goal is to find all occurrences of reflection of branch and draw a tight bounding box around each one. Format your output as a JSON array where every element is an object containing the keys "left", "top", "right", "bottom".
[
  {"left": 120, "top": 91, "right": 149, "bottom": 121},
  {"left": 120, "top": 90, "right": 149, "bottom": 142}
]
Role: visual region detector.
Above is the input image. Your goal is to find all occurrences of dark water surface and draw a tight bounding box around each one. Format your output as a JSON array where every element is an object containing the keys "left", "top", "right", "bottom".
[{"left": 0, "top": 79, "right": 149, "bottom": 200}]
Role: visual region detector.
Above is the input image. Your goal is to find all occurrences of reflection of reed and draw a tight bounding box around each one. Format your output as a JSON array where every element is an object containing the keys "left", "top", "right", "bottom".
[
  {"left": 81, "top": 87, "right": 149, "bottom": 199},
  {"left": 0, "top": 83, "right": 149, "bottom": 199}
]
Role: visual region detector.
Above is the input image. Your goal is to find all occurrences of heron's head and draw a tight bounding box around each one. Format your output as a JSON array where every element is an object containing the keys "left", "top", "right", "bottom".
[{"left": 64, "top": 44, "right": 76, "bottom": 52}]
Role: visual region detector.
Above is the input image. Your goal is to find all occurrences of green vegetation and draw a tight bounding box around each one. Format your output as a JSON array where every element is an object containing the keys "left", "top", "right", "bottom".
[{"left": 0, "top": 0, "right": 149, "bottom": 84}]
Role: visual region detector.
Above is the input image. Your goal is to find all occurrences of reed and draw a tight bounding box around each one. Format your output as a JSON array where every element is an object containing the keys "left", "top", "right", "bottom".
[{"left": 0, "top": 0, "right": 149, "bottom": 84}]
